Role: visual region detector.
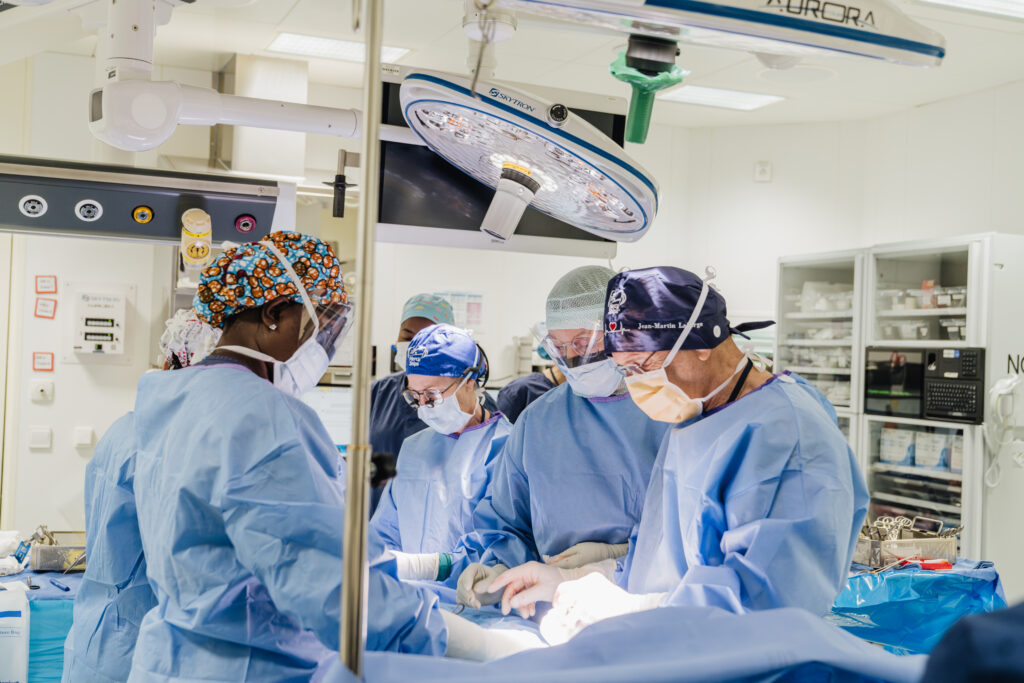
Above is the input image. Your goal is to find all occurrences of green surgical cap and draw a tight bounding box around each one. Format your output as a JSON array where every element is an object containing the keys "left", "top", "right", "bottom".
[{"left": 545, "top": 265, "right": 616, "bottom": 331}]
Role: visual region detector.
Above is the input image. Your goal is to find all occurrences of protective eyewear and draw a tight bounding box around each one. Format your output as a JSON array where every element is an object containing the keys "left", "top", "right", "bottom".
[
  {"left": 533, "top": 322, "right": 608, "bottom": 370},
  {"left": 401, "top": 371, "right": 472, "bottom": 409},
  {"left": 299, "top": 295, "right": 353, "bottom": 360},
  {"left": 615, "top": 351, "right": 663, "bottom": 378}
]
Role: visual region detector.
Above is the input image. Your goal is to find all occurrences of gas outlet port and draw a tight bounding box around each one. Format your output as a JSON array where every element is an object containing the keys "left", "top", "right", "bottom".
[
  {"left": 132, "top": 205, "right": 154, "bottom": 224},
  {"left": 19, "top": 195, "right": 48, "bottom": 218},
  {"left": 75, "top": 199, "right": 103, "bottom": 222},
  {"left": 235, "top": 214, "right": 256, "bottom": 233}
]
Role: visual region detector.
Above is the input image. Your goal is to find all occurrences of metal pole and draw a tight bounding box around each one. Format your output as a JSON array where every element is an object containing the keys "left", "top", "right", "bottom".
[{"left": 341, "top": 0, "right": 383, "bottom": 675}]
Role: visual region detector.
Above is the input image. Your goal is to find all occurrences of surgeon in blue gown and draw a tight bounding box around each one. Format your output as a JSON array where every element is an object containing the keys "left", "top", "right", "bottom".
[
  {"left": 62, "top": 309, "right": 222, "bottom": 683},
  {"left": 371, "top": 324, "right": 511, "bottom": 593},
  {"left": 490, "top": 266, "right": 868, "bottom": 642},
  {"left": 127, "top": 234, "right": 447, "bottom": 681},
  {"left": 369, "top": 294, "right": 497, "bottom": 512},
  {"left": 455, "top": 266, "right": 670, "bottom": 609}
]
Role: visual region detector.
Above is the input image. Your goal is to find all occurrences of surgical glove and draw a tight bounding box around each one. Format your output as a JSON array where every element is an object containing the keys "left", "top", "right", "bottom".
[
  {"left": 488, "top": 559, "right": 616, "bottom": 619},
  {"left": 456, "top": 563, "right": 508, "bottom": 609},
  {"left": 440, "top": 610, "right": 546, "bottom": 661},
  {"left": 393, "top": 552, "right": 452, "bottom": 581},
  {"left": 540, "top": 572, "right": 666, "bottom": 645},
  {"left": 545, "top": 541, "right": 629, "bottom": 569}
]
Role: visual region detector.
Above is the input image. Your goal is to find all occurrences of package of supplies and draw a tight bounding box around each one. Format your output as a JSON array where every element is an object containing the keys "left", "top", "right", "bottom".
[
  {"left": 0, "top": 587, "right": 30, "bottom": 683},
  {"left": 879, "top": 428, "right": 915, "bottom": 466},
  {"left": 950, "top": 435, "right": 964, "bottom": 473},
  {"left": 914, "top": 432, "right": 951, "bottom": 470}
]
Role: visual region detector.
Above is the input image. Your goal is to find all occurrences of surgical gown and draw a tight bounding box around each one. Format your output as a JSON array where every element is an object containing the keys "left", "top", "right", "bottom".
[
  {"left": 372, "top": 412, "right": 511, "bottom": 556},
  {"left": 622, "top": 372, "right": 869, "bottom": 616},
  {"left": 466, "top": 385, "right": 670, "bottom": 570},
  {"left": 129, "top": 360, "right": 446, "bottom": 681},
  {"left": 369, "top": 372, "right": 497, "bottom": 512},
  {"left": 62, "top": 413, "right": 155, "bottom": 683},
  {"left": 496, "top": 373, "right": 556, "bottom": 423}
]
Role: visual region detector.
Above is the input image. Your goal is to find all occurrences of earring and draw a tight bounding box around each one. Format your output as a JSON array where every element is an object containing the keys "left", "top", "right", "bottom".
[{"left": 269, "top": 323, "right": 278, "bottom": 331}]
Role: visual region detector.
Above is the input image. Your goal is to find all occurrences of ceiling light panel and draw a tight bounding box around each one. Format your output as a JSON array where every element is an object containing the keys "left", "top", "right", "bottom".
[
  {"left": 268, "top": 33, "right": 410, "bottom": 63},
  {"left": 916, "top": 0, "right": 1024, "bottom": 20},
  {"left": 658, "top": 85, "right": 784, "bottom": 111}
]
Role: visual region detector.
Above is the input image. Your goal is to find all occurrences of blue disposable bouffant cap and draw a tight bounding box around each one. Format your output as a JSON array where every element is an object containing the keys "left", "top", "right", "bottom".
[
  {"left": 405, "top": 324, "right": 482, "bottom": 379},
  {"left": 603, "top": 266, "right": 773, "bottom": 353}
]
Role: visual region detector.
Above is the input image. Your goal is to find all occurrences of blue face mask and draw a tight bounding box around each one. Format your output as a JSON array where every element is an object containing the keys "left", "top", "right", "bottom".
[{"left": 562, "top": 358, "right": 624, "bottom": 398}]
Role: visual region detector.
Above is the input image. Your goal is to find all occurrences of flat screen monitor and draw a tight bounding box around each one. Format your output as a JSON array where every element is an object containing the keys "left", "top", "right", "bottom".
[{"left": 302, "top": 386, "right": 354, "bottom": 449}]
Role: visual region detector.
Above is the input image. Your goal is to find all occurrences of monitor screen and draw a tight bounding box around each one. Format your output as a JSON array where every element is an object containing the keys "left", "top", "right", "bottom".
[
  {"left": 378, "top": 81, "right": 624, "bottom": 243},
  {"left": 301, "top": 386, "right": 354, "bottom": 448}
]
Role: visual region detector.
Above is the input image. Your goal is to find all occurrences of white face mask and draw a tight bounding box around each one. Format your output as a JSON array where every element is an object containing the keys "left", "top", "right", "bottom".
[
  {"left": 417, "top": 379, "right": 475, "bottom": 435},
  {"left": 214, "top": 241, "right": 332, "bottom": 399},
  {"left": 392, "top": 341, "right": 410, "bottom": 371},
  {"left": 563, "top": 358, "right": 624, "bottom": 398}
]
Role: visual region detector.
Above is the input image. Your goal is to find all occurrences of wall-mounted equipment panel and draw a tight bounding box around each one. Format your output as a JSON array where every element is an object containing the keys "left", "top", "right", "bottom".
[{"left": 0, "top": 155, "right": 280, "bottom": 244}]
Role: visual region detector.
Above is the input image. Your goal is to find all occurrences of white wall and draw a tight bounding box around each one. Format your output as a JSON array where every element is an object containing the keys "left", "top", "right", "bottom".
[{"left": 0, "top": 235, "right": 173, "bottom": 531}]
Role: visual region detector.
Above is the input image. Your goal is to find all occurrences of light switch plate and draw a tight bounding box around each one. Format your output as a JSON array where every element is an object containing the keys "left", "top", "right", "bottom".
[
  {"left": 28, "top": 427, "right": 52, "bottom": 450},
  {"left": 73, "top": 426, "right": 95, "bottom": 448}
]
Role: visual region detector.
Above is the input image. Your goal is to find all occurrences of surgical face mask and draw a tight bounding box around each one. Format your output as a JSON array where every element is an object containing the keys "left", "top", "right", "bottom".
[
  {"left": 621, "top": 270, "right": 744, "bottom": 423},
  {"left": 563, "top": 358, "right": 624, "bottom": 398},
  {"left": 416, "top": 380, "right": 475, "bottom": 434},
  {"left": 392, "top": 341, "right": 410, "bottom": 371},
  {"left": 215, "top": 241, "right": 352, "bottom": 399}
]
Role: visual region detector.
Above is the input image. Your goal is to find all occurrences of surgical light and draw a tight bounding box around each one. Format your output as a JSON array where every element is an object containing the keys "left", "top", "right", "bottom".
[
  {"left": 268, "top": 32, "right": 410, "bottom": 63},
  {"left": 399, "top": 71, "right": 659, "bottom": 243},
  {"left": 658, "top": 85, "right": 784, "bottom": 111},
  {"left": 915, "top": 0, "right": 1024, "bottom": 21}
]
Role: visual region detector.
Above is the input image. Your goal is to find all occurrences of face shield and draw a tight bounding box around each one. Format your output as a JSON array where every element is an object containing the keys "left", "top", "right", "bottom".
[
  {"left": 533, "top": 321, "right": 608, "bottom": 370},
  {"left": 298, "top": 289, "right": 353, "bottom": 363}
]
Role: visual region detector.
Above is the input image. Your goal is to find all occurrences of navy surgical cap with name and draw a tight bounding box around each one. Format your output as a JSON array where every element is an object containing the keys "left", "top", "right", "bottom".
[{"left": 603, "top": 266, "right": 774, "bottom": 353}]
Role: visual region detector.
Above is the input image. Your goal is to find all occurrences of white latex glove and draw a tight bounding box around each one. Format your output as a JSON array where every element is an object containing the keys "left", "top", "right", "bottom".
[
  {"left": 392, "top": 552, "right": 440, "bottom": 581},
  {"left": 456, "top": 563, "right": 508, "bottom": 609},
  {"left": 539, "top": 572, "right": 666, "bottom": 645},
  {"left": 545, "top": 542, "right": 629, "bottom": 569},
  {"left": 487, "top": 559, "right": 616, "bottom": 619},
  {"left": 440, "top": 610, "right": 547, "bottom": 661}
]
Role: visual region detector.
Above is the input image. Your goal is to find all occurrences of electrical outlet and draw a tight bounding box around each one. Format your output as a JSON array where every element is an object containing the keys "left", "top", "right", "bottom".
[
  {"left": 30, "top": 380, "right": 54, "bottom": 402},
  {"left": 754, "top": 161, "right": 773, "bottom": 183}
]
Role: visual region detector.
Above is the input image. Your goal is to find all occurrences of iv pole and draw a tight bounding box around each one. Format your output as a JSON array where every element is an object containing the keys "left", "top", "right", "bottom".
[{"left": 341, "top": 0, "right": 383, "bottom": 675}]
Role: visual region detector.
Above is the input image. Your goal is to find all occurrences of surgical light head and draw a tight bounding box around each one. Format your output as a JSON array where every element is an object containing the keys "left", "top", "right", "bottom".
[{"left": 399, "top": 71, "right": 659, "bottom": 244}]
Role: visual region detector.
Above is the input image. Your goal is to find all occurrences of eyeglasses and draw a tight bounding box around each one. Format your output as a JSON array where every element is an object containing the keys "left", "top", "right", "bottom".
[
  {"left": 543, "top": 330, "right": 605, "bottom": 359},
  {"left": 401, "top": 372, "right": 471, "bottom": 409},
  {"left": 615, "top": 351, "right": 663, "bottom": 378}
]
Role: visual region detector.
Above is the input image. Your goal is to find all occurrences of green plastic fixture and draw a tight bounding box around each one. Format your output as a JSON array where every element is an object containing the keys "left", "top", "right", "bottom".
[{"left": 610, "top": 52, "right": 686, "bottom": 144}]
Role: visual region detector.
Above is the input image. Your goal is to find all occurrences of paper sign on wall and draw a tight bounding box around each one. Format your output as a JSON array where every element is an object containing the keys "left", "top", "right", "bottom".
[
  {"left": 32, "top": 352, "right": 54, "bottom": 371},
  {"left": 35, "top": 275, "right": 58, "bottom": 294},
  {"left": 434, "top": 291, "right": 484, "bottom": 330},
  {"left": 34, "top": 297, "right": 57, "bottom": 319}
]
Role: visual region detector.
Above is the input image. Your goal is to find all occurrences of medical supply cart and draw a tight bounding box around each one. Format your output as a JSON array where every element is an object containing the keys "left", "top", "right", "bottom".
[{"left": 777, "top": 233, "right": 1024, "bottom": 603}]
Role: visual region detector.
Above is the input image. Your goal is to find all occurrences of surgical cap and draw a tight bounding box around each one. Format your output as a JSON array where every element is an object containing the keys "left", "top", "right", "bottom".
[
  {"left": 545, "top": 265, "right": 616, "bottom": 331},
  {"left": 405, "top": 324, "right": 483, "bottom": 379},
  {"left": 604, "top": 266, "right": 773, "bottom": 353},
  {"left": 193, "top": 231, "right": 346, "bottom": 328},
  {"left": 402, "top": 294, "right": 455, "bottom": 326},
  {"left": 159, "top": 308, "right": 222, "bottom": 368}
]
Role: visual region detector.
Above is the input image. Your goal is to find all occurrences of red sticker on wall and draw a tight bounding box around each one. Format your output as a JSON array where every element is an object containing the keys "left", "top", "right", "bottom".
[
  {"left": 35, "top": 276, "right": 58, "bottom": 294},
  {"left": 34, "top": 298, "right": 57, "bottom": 319},
  {"left": 32, "top": 352, "right": 54, "bottom": 371}
]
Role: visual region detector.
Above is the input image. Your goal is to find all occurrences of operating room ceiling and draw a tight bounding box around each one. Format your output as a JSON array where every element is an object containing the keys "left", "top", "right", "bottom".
[{"left": 5, "top": 0, "right": 1024, "bottom": 127}]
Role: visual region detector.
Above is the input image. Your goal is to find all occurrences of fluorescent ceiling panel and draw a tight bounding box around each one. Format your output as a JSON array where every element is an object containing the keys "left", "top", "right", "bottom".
[
  {"left": 658, "top": 85, "right": 784, "bottom": 111},
  {"left": 268, "top": 33, "right": 410, "bottom": 63},
  {"left": 916, "top": 0, "right": 1024, "bottom": 20}
]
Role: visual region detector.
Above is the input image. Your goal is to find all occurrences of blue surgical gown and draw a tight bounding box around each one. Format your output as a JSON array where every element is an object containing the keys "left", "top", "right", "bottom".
[
  {"left": 62, "top": 413, "right": 155, "bottom": 683},
  {"left": 623, "top": 372, "right": 869, "bottom": 616},
  {"left": 371, "top": 412, "right": 512, "bottom": 556},
  {"left": 466, "top": 385, "right": 670, "bottom": 570},
  {"left": 496, "top": 373, "right": 557, "bottom": 423},
  {"left": 128, "top": 361, "right": 446, "bottom": 681}
]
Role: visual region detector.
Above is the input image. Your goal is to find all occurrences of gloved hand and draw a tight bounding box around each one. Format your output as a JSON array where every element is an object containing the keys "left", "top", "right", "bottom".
[
  {"left": 440, "top": 610, "right": 547, "bottom": 661},
  {"left": 545, "top": 542, "right": 629, "bottom": 569},
  {"left": 456, "top": 563, "right": 508, "bottom": 609},
  {"left": 488, "top": 561, "right": 571, "bottom": 619},
  {"left": 540, "top": 573, "right": 666, "bottom": 645}
]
